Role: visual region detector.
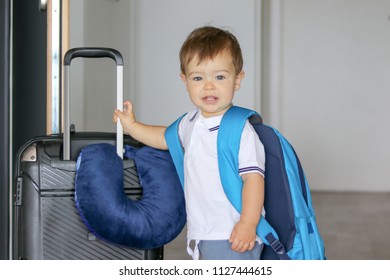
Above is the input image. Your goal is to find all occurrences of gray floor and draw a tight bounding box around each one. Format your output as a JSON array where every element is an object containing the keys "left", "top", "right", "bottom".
[{"left": 164, "top": 192, "right": 390, "bottom": 260}]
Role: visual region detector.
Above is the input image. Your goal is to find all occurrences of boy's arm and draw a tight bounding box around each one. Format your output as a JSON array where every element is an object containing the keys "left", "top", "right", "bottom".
[
  {"left": 229, "top": 172, "right": 264, "bottom": 253},
  {"left": 114, "top": 101, "right": 168, "bottom": 150}
]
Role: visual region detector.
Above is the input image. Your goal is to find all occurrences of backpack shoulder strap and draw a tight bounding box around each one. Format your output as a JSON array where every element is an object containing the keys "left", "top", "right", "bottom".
[
  {"left": 217, "top": 106, "right": 257, "bottom": 212},
  {"left": 218, "top": 106, "right": 289, "bottom": 259},
  {"left": 165, "top": 113, "right": 187, "bottom": 188}
]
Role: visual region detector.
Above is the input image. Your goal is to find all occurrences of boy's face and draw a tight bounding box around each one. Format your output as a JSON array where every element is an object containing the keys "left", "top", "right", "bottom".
[{"left": 180, "top": 51, "right": 244, "bottom": 118}]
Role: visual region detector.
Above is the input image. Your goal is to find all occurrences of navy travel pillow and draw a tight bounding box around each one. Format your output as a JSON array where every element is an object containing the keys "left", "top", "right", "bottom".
[{"left": 75, "top": 143, "right": 186, "bottom": 249}]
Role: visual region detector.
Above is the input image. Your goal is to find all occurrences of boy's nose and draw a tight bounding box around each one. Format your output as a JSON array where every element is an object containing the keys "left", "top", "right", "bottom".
[{"left": 203, "top": 80, "right": 215, "bottom": 90}]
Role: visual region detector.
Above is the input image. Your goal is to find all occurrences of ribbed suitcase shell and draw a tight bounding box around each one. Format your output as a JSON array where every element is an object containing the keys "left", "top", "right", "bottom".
[{"left": 12, "top": 133, "right": 163, "bottom": 260}]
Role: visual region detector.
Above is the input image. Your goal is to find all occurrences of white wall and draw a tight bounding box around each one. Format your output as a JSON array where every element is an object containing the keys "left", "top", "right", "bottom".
[
  {"left": 70, "top": 0, "right": 261, "bottom": 130},
  {"left": 131, "top": 0, "right": 261, "bottom": 125},
  {"left": 69, "top": 0, "right": 132, "bottom": 132},
  {"left": 69, "top": 0, "right": 390, "bottom": 192},
  {"left": 69, "top": 0, "right": 85, "bottom": 130},
  {"left": 270, "top": 0, "right": 390, "bottom": 192}
]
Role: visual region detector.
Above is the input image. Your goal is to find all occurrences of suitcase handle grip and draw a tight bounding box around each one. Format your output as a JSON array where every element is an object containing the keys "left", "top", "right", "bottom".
[
  {"left": 64, "top": 47, "right": 124, "bottom": 66},
  {"left": 63, "top": 47, "right": 124, "bottom": 160}
]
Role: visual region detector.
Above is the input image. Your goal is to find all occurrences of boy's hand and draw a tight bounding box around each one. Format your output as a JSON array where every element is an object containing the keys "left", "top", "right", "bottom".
[
  {"left": 113, "top": 100, "right": 168, "bottom": 149},
  {"left": 230, "top": 172, "right": 264, "bottom": 253},
  {"left": 229, "top": 221, "right": 257, "bottom": 253},
  {"left": 113, "top": 100, "right": 136, "bottom": 134}
]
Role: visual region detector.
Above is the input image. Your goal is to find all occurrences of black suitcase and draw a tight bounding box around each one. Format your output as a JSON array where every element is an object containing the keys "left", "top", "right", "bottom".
[{"left": 11, "top": 48, "right": 163, "bottom": 260}]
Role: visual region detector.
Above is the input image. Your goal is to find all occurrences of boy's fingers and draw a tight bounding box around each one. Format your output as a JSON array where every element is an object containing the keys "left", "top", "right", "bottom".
[
  {"left": 114, "top": 109, "right": 125, "bottom": 121},
  {"left": 123, "top": 101, "right": 132, "bottom": 111},
  {"left": 115, "top": 109, "right": 122, "bottom": 115},
  {"left": 229, "top": 229, "right": 235, "bottom": 243},
  {"left": 230, "top": 237, "right": 256, "bottom": 253},
  {"left": 230, "top": 238, "right": 241, "bottom": 251},
  {"left": 113, "top": 110, "right": 121, "bottom": 122}
]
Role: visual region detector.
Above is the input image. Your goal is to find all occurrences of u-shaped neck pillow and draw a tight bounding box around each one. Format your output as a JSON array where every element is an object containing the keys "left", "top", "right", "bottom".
[{"left": 75, "top": 143, "right": 186, "bottom": 250}]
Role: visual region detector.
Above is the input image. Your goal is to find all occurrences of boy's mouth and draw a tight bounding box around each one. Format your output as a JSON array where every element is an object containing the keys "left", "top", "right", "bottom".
[{"left": 202, "top": 96, "right": 218, "bottom": 102}]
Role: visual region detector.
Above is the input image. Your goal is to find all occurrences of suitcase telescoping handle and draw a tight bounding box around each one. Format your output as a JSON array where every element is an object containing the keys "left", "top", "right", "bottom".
[{"left": 63, "top": 47, "right": 124, "bottom": 160}]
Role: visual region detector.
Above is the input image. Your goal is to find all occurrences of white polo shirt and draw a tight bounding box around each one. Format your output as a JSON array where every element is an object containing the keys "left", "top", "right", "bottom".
[{"left": 178, "top": 109, "right": 266, "bottom": 244}]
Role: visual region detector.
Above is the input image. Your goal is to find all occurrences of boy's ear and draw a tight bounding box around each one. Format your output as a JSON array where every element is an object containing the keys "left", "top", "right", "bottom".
[
  {"left": 180, "top": 73, "right": 187, "bottom": 83},
  {"left": 180, "top": 73, "right": 188, "bottom": 88},
  {"left": 234, "top": 71, "right": 245, "bottom": 91}
]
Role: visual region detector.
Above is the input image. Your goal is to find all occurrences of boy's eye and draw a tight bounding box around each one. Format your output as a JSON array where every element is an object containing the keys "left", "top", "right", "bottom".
[
  {"left": 216, "top": 75, "right": 225, "bottom": 80},
  {"left": 193, "top": 76, "right": 202, "bottom": 81}
]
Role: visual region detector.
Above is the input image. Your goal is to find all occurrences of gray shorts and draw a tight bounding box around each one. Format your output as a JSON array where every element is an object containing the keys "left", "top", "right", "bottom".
[{"left": 198, "top": 240, "right": 264, "bottom": 260}]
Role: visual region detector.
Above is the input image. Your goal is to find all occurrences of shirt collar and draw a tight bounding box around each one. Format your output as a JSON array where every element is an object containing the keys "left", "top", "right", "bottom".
[{"left": 190, "top": 109, "right": 223, "bottom": 132}]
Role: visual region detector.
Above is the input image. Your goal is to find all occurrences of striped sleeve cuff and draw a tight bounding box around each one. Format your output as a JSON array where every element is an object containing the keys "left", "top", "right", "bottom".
[{"left": 239, "top": 166, "right": 265, "bottom": 177}]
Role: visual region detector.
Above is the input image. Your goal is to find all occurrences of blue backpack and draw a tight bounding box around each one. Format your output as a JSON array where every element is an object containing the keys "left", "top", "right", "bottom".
[{"left": 165, "top": 106, "right": 325, "bottom": 260}]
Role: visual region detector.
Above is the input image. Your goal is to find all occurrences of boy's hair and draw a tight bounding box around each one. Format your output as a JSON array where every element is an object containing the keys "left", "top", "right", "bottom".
[{"left": 179, "top": 26, "right": 243, "bottom": 75}]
